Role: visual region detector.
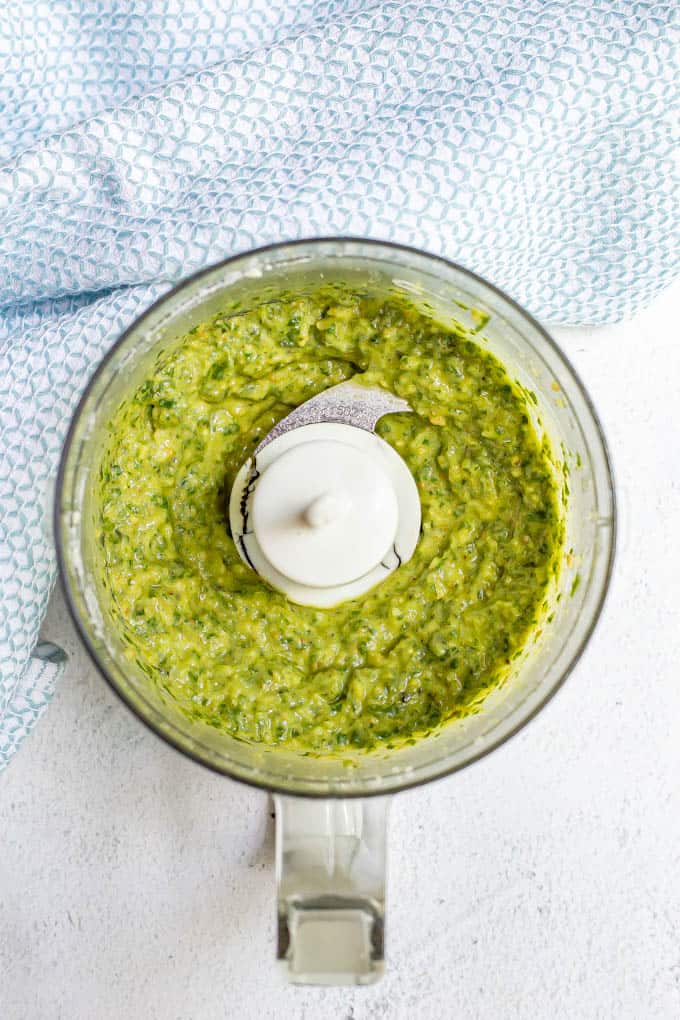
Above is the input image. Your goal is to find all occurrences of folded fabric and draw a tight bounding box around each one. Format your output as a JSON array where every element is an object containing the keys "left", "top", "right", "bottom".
[{"left": 0, "top": 0, "right": 677, "bottom": 767}]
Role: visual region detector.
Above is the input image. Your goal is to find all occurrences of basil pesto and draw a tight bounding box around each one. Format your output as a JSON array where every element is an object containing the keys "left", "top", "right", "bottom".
[{"left": 96, "top": 290, "right": 561, "bottom": 752}]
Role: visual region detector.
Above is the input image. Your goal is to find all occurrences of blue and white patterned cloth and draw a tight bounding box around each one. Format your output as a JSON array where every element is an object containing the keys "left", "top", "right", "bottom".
[{"left": 0, "top": 1, "right": 678, "bottom": 767}]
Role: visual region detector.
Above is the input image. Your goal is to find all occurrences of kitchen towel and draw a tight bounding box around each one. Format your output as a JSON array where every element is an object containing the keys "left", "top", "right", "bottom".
[{"left": 1, "top": 0, "right": 678, "bottom": 767}]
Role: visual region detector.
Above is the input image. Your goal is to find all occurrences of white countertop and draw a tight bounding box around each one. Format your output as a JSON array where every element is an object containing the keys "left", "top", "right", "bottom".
[{"left": 2, "top": 282, "right": 680, "bottom": 1020}]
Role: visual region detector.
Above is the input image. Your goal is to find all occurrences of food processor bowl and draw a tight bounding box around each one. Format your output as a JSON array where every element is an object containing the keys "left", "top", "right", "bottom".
[{"left": 55, "top": 239, "right": 615, "bottom": 983}]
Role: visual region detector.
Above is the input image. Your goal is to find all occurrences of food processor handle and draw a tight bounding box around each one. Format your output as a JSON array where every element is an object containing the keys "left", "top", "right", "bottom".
[{"left": 274, "top": 794, "right": 390, "bottom": 985}]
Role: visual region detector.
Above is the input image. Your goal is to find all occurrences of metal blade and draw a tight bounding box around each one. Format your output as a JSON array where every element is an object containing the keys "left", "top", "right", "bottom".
[{"left": 255, "top": 380, "right": 411, "bottom": 454}]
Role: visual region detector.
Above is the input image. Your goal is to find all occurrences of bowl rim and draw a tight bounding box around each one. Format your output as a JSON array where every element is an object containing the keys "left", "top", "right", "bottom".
[{"left": 54, "top": 236, "right": 617, "bottom": 798}]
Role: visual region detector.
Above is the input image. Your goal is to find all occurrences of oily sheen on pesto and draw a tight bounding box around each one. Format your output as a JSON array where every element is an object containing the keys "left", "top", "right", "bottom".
[{"left": 96, "top": 290, "right": 561, "bottom": 753}]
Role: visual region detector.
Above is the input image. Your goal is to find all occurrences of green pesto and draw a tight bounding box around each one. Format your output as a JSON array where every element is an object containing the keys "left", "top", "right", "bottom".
[{"left": 96, "top": 290, "right": 562, "bottom": 752}]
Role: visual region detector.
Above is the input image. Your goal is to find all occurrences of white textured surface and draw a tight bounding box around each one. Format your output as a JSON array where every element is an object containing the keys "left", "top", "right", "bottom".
[{"left": 2, "top": 282, "right": 680, "bottom": 1019}]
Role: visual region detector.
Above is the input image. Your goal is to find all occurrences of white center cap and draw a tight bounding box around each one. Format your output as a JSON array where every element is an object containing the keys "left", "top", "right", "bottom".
[
  {"left": 251, "top": 440, "right": 399, "bottom": 588},
  {"left": 229, "top": 421, "right": 421, "bottom": 608}
]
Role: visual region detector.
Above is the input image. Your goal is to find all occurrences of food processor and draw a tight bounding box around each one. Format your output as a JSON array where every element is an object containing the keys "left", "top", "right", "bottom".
[{"left": 55, "top": 239, "right": 615, "bottom": 985}]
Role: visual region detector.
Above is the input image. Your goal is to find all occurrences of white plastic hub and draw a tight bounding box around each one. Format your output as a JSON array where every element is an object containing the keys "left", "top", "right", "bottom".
[
  {"left": 229, "top": 423, "right": 421, "bottom": 608},
  {"left": 251, "top": 440, "right": 399, "bottom": 588}
]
